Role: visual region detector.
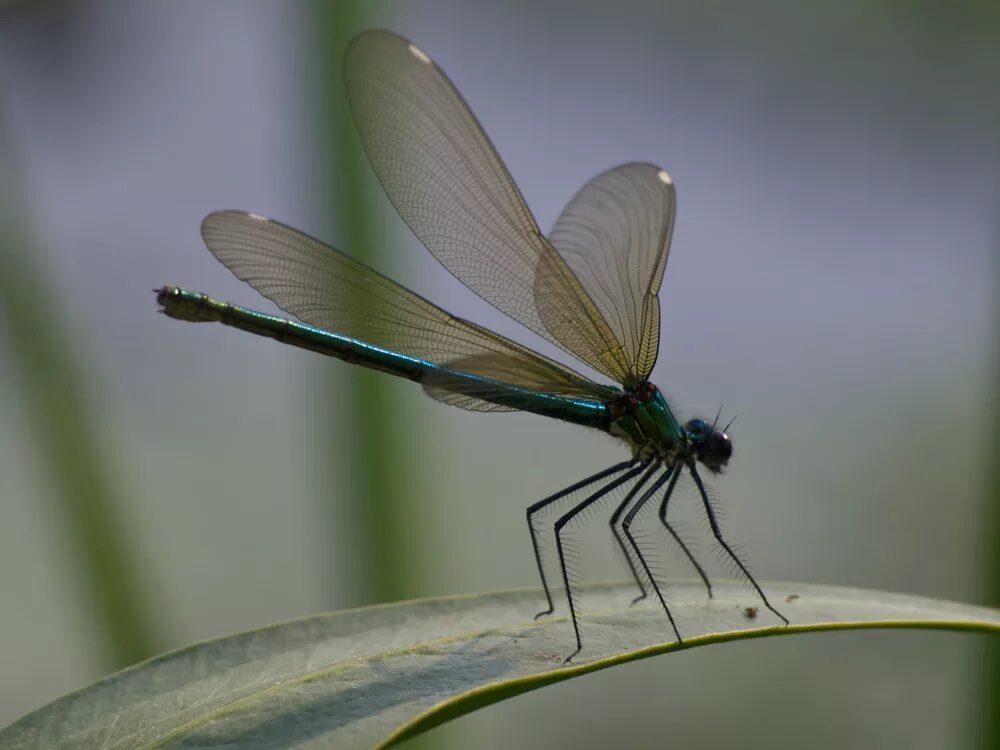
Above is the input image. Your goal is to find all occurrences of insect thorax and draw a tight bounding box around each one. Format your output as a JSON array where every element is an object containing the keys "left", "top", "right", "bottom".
[{"left": 607, "top": 383, "right": 686, "bottom": 460}]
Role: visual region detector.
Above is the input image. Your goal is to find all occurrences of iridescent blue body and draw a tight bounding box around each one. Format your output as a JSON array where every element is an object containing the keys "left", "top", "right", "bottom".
[
  {"left": 158, "top": 287, "right": 700, "bottom": 460},
  {"left": 159, "top": 287, "right": 732, "bottom": 482},
  {"left": 158, "top": 287, "right": 613, "bottom": 431}
]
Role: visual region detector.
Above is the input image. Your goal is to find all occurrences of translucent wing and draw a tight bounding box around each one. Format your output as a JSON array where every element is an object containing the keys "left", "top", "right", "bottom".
[
  {"left": 548, "top": 163, "right": 676, "bottom": 383},
  {"left": 200, "top": 211, "right": 616, "bottom": 411},
  {"left": 343, "top": 30, "right": 634, "bottom": 385}
]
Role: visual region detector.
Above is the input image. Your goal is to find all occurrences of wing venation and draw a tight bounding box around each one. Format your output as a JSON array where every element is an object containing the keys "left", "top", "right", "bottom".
[{"left": 200, "top": 211, "right": 614, "bottom": 411}]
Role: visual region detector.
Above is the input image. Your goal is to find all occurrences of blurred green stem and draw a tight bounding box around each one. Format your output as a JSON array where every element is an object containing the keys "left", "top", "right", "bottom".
[
  {"left": 315, "top": 1, "right": 413, "bottom": 603},
  {"left": 0, "top": 125, "right": 160, "bottom": 669}
]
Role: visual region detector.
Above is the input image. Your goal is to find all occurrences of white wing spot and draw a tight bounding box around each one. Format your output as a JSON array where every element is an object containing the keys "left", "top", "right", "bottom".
[
  {"left": 247, "top": 213, "right": 267, "bottom": 222},
  {"left": 408, "top": 43, "right": 431, "bottom": 64},
  {"left": 657, "top": 169, "right": 673, "bottom": 186}
]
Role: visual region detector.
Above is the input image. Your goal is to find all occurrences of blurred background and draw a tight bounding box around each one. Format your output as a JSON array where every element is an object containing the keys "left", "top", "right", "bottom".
[{"left": 0, "top": 1, "right": 997, "bottom": 747}]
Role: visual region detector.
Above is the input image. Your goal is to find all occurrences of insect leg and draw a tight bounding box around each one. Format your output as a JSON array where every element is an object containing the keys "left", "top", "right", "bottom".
[
  {"left": 554, "top": 461, "right": 651, "bottom": 663},
  {"left": 527, "top": 459, "right": 636, "bottom": 619},
  {"left": 608, "top": 461, "right": 662, "bottom": 604},
  {"left": 657, "top": 466, "right": 713, "bottom": 598},
  {"left": 687, "top": 460, "right": 788, "bottom": 625},
  {"left": 622, "top": 466, "right": 682, "bottom": 641}
]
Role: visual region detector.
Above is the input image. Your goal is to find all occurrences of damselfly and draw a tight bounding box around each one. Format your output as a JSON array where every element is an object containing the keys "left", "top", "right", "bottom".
[{"left": 157, "top": 30, "right": 787, "bottom": 662}]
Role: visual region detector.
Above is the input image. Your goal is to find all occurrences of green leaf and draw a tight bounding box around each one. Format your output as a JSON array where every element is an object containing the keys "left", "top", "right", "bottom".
[{"left": 2, "top": 581, "right": 998, "bottom": 749}]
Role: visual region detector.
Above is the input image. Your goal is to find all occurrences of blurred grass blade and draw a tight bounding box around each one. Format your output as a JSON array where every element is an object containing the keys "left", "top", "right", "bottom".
[
  {"left": 1, "top": 581, "right": 998, "bottom": 749},
  {"left": 312, "top": 0, "right": 416, "bottom": 604},
  {"left": 985, "top": 206, "right": 1000, "bottom": 749},
  {"left": 0, "top": 120, "right": 160, "bottom": 668}
]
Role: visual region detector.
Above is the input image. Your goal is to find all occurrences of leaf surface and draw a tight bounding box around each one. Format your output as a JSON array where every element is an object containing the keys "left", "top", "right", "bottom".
[{"left": 2, "top": 582, "right": 998, "bottom": 749}]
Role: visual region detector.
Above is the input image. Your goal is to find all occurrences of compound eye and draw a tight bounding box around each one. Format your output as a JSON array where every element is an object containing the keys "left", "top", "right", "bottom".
[{"left": 706, "top": 431, "right": 733, "bottom": 465}]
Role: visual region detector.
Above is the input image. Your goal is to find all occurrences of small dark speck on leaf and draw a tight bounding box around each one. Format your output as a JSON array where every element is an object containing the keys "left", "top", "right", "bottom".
[
  {"left": 786, "top": 594, "right": 800, "bottom": 602},
  {"left": 743, "top": 607, "right": 758, "bottom": 619}
]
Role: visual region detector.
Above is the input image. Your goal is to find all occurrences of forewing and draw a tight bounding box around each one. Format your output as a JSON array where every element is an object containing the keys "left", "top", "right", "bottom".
[
  {"left": 200, "top": 211, "right": 613, "bottom": 411},
  {"left": 343, "top": 30, "right": 631, "bottom": 383},
  {"left": 547, "top": 163, "right": 676, "bottom": 383}
]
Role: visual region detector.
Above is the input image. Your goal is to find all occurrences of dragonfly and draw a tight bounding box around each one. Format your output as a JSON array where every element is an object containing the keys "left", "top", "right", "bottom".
[{"left": 156, "top": 29, "right": 787, "bottom": 662}]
